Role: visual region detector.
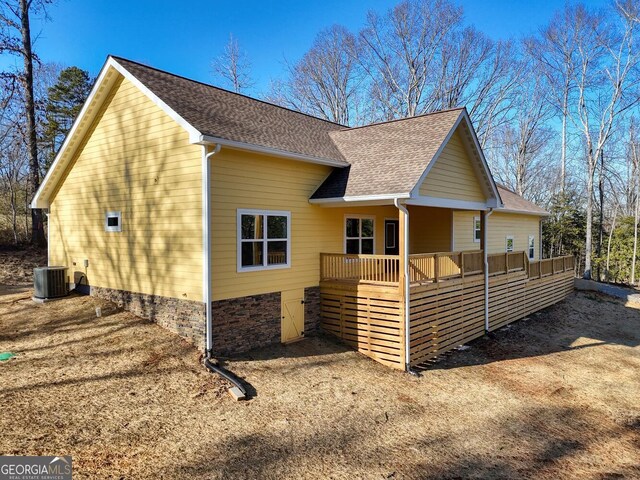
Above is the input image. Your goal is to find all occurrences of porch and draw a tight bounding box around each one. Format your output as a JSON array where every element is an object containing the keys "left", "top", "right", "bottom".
[{"left": 319, "top": 251, "right": 575, "bottom": 369}]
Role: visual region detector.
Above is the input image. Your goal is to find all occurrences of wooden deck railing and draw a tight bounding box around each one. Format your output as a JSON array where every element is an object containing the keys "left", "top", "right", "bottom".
[
  {"left": 409, "top": 251, "right": 484, "bottom": 283},
  {"left": 320, "top": 253, "right": 400, "bottom": 285},
  {"left": 321, "top": 251, "right": 575, "bottom": 285},
  {"left": 527, "top": 255, "right": 574, "bottom": 279}
]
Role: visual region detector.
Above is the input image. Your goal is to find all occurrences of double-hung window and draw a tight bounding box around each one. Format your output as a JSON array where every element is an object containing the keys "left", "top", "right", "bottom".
[
  {"left": 473, "top": 216, "right": 481, "bottom": 243},
  {"left": 345, "top": 216, "right": 374, "bottom": 254},
  {"left": 238, "top": 209, "right": 290, "bottom": 271},
  {"left": 506, "top": 236, "right": 514, "bottom": 253},
  {"left": 528, "top": 235, "right": 535, "bottom": 260}
]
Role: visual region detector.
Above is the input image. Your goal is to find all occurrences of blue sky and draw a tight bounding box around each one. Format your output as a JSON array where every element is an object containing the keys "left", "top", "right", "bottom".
[{"left": 8, "top": 0, "right": 607, "bottom": 94}]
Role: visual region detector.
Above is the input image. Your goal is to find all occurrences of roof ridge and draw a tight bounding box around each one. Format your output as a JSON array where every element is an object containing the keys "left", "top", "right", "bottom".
[
  {"left": 108, "top": 55, "right": 348, "bottom": 128},
  {"left": 340, "top": 107, "right": 465, "bottom": 132}
]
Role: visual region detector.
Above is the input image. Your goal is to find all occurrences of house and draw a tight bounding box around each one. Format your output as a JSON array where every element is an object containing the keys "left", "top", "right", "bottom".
[{"left": 31, "top": 56, "right": 574, "bottom": 370}]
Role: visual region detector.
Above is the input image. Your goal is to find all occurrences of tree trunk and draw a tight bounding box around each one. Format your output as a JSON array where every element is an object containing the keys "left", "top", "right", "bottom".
[
  {"left": 596, "top": 150, "right": 605, "bottom": 281},
  {"left": 584, "top": 165, "right": 595, "bottom": 280},
  {"left": 9, "top": 182, "right": 18, "bottom": 245},
  {"left": 19, "top": 0, "right": 46, "bottom": 247},
  {"left": 633, "top": 173, "right": 639, "bottom": 285},
  {"left": 561, "top": 91, "right": 568, "bottom": 194},
  {"left": 605, "top": 204, "right": 618, "bottom": 283}
]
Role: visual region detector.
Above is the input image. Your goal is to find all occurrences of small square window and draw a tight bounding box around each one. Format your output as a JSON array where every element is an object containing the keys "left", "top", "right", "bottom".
[{"left": 105, "top": 211, "right": 121, "bottom": 232}]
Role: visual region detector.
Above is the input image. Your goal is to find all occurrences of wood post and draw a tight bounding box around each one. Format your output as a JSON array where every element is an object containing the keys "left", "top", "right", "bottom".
[
  {"left": 460, "top": 252, "right": 465, "bottom": 279},
  {"left": 434, "top": 253, "right": 440, "bottom": 283},
  {"left": 505, "top": 252, "right": 509, "bottom": 274}
]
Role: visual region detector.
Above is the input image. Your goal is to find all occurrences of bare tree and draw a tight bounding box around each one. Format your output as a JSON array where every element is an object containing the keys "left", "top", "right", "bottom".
[
  {"left": 526, "top": 6, "right": 580, "bottom": 194},
  {"left": 357, "top": 0, "right": 462, "bottom": 119},
  {"left": 569, "top": 1, "right": 640, "bottom": 279},
  {"left": 267, "top": 25, "right": 359, "bottom": 125},
  {"left": 212, "top": 33, "right": 254, "bottom": 94},
  {"left": 431, "top": 28, "right": 522, "bottom": 146},
  {"left": 0, "top": 0, "right": 52, "bottom": 247},
  {"left": 491, "top": 67, "right": 555, "bottom": 199},
  {"left": 0, "top": 128, "right": 27, "bottom": 244},
  {"left": 627, "top": 119, "right": 640, "bottom": 284}
]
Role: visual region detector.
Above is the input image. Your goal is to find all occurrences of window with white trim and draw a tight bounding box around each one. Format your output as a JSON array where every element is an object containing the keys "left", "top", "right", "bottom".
[
  {"left": 105, "top": 211, "right": 122, "bottom": 232},
  {"left": 345, "top": 216, "right": 374, "bottom": 254},
  {"left": 506, "top": 236, "right": 514, "bottom": 253},
  {"left": 473, "top": 216, "right": 481, "bottom": 243},
  {"left": 528, "top": 235, "right": 535, "bottom": 260},
  {"left": 238, "top": 209, "right": 290, "bottom": 271}
]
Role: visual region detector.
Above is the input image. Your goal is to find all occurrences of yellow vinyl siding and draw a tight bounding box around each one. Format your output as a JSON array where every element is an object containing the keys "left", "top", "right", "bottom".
[
  {"left": 453, "top": 210, "right": 481, "bottom": 252},
  {"left": 408, "top": 206, "right": 452, "bottom": 253},
  {"left": 452, "top": 210, "right": 540, "bottom": 260},
  {"left": 487, "top": 212, "right": 540, "bottom": 261},
  {"left": 49, "top": 75, "right": 203, "bottom": 300},
  {"left": 210, "top": 149, "right": 398, "bottom": 301},
  {"left": 419, "top": 129, "right": 486, "bottom": 202}
]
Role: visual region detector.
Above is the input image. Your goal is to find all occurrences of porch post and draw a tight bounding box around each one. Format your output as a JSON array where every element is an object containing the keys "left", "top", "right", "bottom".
[
  {"left": 395, "top": 199, "right": 410, "bottom": 371},
  {"left": 482, "top": 209, "right": 494, "bottom": 332}
]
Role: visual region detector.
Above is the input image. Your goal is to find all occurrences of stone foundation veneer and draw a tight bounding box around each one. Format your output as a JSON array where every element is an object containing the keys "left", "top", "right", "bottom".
[
  {"left": 89, "top": 286, "right": 206, "bottom": 349},
  {"left": 304, "top": 286, "right": 321, "bottom": 333},
  {"left": 89, "top": 284, "right": 323, "bottom": 356}
]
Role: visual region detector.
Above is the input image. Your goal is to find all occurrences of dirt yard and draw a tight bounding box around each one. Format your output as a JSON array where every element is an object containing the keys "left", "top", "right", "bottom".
[
  {"left": 0, "top": 246, "right": 46, "bottom": 294},
  {"left": 1, "top": 263, "right": 639, "bottom": 478}
]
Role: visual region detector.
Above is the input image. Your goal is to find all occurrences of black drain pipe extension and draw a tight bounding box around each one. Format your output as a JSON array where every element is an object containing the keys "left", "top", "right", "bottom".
[{"left": 204, "top": 355, "right": 247, "bottom": 397}]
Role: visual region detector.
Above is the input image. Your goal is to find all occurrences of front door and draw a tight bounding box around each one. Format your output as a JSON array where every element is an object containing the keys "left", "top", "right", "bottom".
[
  {"left": 281, "top": 289, "right": 305, "bottom": 343},
  {"left": 385, "top": 220, "right": 400, "bottom": 255}
]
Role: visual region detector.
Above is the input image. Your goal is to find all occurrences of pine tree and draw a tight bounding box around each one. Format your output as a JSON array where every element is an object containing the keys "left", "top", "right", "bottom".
[{"left": 41, "top": 66, "right": 92, "bottom": 170}]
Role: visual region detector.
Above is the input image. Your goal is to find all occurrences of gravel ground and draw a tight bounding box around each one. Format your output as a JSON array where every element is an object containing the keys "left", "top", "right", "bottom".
[{"left": 0, "top": 267, "right": 638, "bottom": 478}]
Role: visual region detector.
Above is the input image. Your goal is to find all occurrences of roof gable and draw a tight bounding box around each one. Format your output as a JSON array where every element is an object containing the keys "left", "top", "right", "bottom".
[
  {"left": 407, "top": 112, "right": 501, "bottom": 210},
  {"left": 311, "top": 108, "right": 464, "bottom": 201},
  {"left": 418, "top": 128, "right": 487, "bottom": 202},
  {"left": 32, "top": 56, "right": 349, "bottom": 208}
]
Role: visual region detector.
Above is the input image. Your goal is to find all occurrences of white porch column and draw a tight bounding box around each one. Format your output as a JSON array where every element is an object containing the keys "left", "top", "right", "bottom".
[{"left": 395, "top": 199, "right": 410, "bottom": 370}]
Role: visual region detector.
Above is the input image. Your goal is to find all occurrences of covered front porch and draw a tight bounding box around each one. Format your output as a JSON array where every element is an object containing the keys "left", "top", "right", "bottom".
[{"left": 317, "top": 204, "right": 575, "bottom": 370}]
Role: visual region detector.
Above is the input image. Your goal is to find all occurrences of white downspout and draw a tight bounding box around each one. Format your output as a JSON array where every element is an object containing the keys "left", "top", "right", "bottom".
[
  {"left": 394, "top": 198, "right": 411, "bottom": 371},
  {"left": 483, "top": 208, "right": 494, "bottom": 332},
  {"left": 202, "top": 143, "right": 221, "bottom": 356}
]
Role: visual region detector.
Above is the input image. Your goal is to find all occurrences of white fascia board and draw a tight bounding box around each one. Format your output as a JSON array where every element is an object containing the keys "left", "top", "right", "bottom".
[
  {"left": 31, "top": 56, "right": 203, "bottom": 209},
  {"left": 31, "top": 58, "right": 117, "bottom": 208},
  {"left": 409, "top": 110, "right": 504, "bottom": 209},
  {"left": 110, "top": 57, "right": 202, "bottom": 143},
  {"left": 409, "top": 111, "right": 464, "bottom": 198},
  {"left": 460, "top": 110, "right": 503, "bottom": 206},
  {"left": 497, "top": 207, "right": 551, "bottom": 217},
  {"left": 198, "top": 134, "right": 348, "bottom": 168},
  {"left": 309, "top": 193, "right": 410, "bottom": 207},
  {"left": 407, "top": 195, "right": 490, "bottom": 211}
]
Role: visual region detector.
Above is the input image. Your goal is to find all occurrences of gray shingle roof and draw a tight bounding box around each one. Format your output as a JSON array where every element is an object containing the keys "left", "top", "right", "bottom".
[
  {"left": 497, "top": 186, "right": 548, "bottom": 215},
  {"left": 113, "top": 57, "right": 348, "bottom": 164},
  {"left": 113, "top": 57, "right": 545, "bottom": 215},
  {"left": 311, "top": 109, "right": 464, "bottom": 198}
]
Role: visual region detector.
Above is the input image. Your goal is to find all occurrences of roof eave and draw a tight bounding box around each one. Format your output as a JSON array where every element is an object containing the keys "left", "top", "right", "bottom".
[
  {"left": 198, "top": 135, "right": 348, "bottom": 168},
  {"left": 309, "top": 193, "right": 410, "bottom": 206},
  {"left": 31, "top": 55, "right": 204, "bottom": 209}
]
